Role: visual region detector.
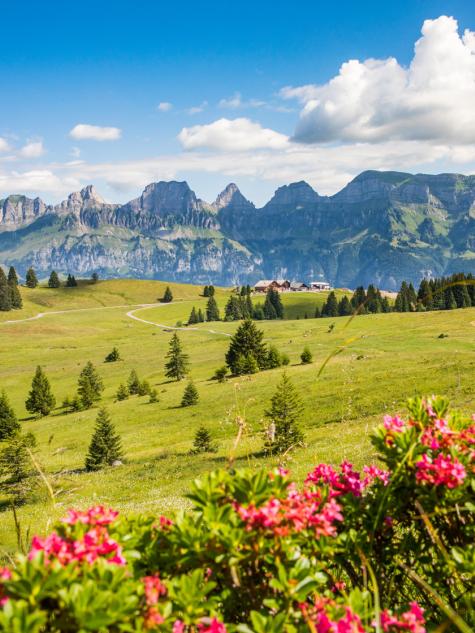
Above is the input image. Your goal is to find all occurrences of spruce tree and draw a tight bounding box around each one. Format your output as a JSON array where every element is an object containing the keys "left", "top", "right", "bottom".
[
  {"left": 266, "top": 345, "right": 282, "bottom": 369},
  {"left": 314, "top": 305, "right": 321, "bottom": 318},
  {"left": 116, "top": 384, "right": 129, "bottom": 401},
  {"left": 203, "top": 285, "right": 210, "bottom": 297},
  {"left": 263, "top": 292, "right": 277, "bottom": 319},
  {"left": 208, "top": 285, "right": 215, "bottom": 297},
  {"left": 366, "top": 285, "right": 382, "bottom": 313},
  {"left": 225, "top": 319, "right": 267, "bottom": 374},
  {"left": 445, "top": 288, "right": 457, "bottom": 310},
  {"left": 300, "top": 347, "right": 313, "bottom": 364},
  {"left": 381, "top": 297, "right": 391, "bottom": 313},
  {"left": 269, "top": 288, "right": 284, "bottom": 318},
  {"left": 149, "top": 389, "right": 159, "bottom": 404},
  {"left": 7, "top": 266, "right": 18, "bottom": 286},
  {"left": 77, "top": 361, "right": 104, "bottom": 409},
  {"left": 213, "top": 366, "right": 228, "bottom": 382},
  {"left": 48, "top": 271, "right": 61, "bottom": 288},
  {"left": 265, "top": 373, "right": 304, "bottom": 453},
  {"left": 66, "top": 274, "right": 77, "bottom": 287},
  {"left": 338, "top": 296, "right": 352, "bottom": 316},
  {"left": 104, "top": 347, "right": 121, "bottom": 362},
  {"left": 7, "top": 268, "right": 22, "bottom": 309},
  {"left": 127, "top": 369, "right": 141, "bottom": 395},
  {"left": 162, "top": 286, "right": 173, "bottom": 303},
  {"left": 197, "top": 308, "right": 205, "bottom": 323},
  {"left": 191, "top": 426, "right": 214, "bottom": 453},
  {"left": 0, "top": 268, "right": 12, "bottom": 311},
  {"left": 188, "top": 306, "right": 198, "bottom": 325},
  {"left": 25, "top": 366, "right": 56, "bottom": 417},
  {"left": 91, "top": 272, "right": 99, "bottom": 284},
  {"left": 181, "top": 380, "right": 199, "bottom": 407},
  {"left": 206, "top": 296, "right": 220, "bottom": 321},
  {"left": 322, "top": 291, "right": 338, "bottom": 317},
  {"left": 165, "top": 332, "right": 190, "bottom": 381},
  {"left": 0, "top": 391, "right": 20, "bottom": 440},
  {"left": 85, "top": 408, "right": 123, "bottom": 471},
  {"left": 25, "top": 267, "right": 38, "bottom": 288},
  {"left": 417, "top": 279, "right": 432, "bottom": 309},
  {"left": 0, "top": 432, "right": 36, "bottom": 503},
  {"left": 351, "top": 286, "right": 367, "bottom": 313},
  {"left": 225, "top": 296, "right": 242, "bottom": 321}
]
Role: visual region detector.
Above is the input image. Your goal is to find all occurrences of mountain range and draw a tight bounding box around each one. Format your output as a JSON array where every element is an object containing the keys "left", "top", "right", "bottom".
[{"left": 1, "top": 170, "right": 475, "bottom": 290}]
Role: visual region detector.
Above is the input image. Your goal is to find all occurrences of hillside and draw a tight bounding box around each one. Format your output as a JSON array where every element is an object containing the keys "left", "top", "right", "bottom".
[
  {"left": 0, "top": 279, "right": 474, "bottom": 551},
  {"left": 1, "top": 171, "right": 475, "bottom": 290}
]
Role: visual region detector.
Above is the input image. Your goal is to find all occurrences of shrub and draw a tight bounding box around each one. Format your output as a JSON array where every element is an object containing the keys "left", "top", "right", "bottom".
[
  {"left": 181, "top": 381, "right": 199, "bottom": 407},
  {"left": 0, "top": 396, "right": 473, "bottom": 631},
  {"left": 105, "top": 347, "right": 121, "bottom": 363},
  {"left": 116, "top": 384, "right": 129, "bottom": 401},
  {"left": 190, "top": 426, "right": 216, "bottom": 454},
  {"left": 265, "top": 345, "right": 282, "bottom": 369},
  {"left": 149, "top": 389, "right": 159, "bottom": 404},
  {"left": 300, "top": 346, "right": 313, "bottom": 364},
  {"left": 213, "top": 366, "right": 228, "bottom": 382}
]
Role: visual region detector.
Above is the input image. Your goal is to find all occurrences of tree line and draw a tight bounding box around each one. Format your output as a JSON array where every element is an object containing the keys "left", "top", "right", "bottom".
[{"left": 0, "top": 266, "right": 22, "bottom": 311}]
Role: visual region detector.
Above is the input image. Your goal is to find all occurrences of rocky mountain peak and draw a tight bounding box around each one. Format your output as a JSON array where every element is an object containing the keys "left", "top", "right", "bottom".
[
  {"left": 213, "top": 183, "right": 255, "bottom": 212},
  {"left": 79, "top": 184, "right": 105, "bottom": 204},
  {"left": 134, "top": 181, "right": 200, "bottom": 214},
  {"left": 264, "top": 181, "right": 319, "bottom": 210}
]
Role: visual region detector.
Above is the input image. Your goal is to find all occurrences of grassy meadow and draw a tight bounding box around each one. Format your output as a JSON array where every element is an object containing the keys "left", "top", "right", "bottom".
[{"left": 1, "top": 279, "right": 475, "bottom": 553}]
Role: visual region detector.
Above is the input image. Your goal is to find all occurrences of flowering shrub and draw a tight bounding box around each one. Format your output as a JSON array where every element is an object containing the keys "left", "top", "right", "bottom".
[{"left": 0, "top": 396, "right": 473, "bottom": 631}]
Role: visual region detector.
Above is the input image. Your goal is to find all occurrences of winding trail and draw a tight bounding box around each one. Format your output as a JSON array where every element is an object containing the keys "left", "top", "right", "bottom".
[{"left": 0, "top": 301, "right": 232, "bottom": 337}]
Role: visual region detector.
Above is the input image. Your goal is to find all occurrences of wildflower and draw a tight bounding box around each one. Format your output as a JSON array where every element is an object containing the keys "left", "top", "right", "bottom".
[
  {"left": 173, "top": 621, "right": 185, "bottom": 633},
  {"left": 415, "top": 453, "right": 466, "bottom": 489},
  {"left": 197, "top": 618, "right": 227, "bottom": 632},
  {"left": 0, "top": 567, "right": 11, "bottom": 606},
  {"left": 362, "top": 465, "right": 390, "bottom": 487},
  {"left": 379, "top": 602, "right": 425, "bottom": 633},
  {"left": 383, "top": 415, "right": 405, "bottom": 432},
  {"left": 62, "top": 505, "right": 119, "bottom": 527},
  {"left": 143, "top": 575, "right": 167, "bottom": 605}
]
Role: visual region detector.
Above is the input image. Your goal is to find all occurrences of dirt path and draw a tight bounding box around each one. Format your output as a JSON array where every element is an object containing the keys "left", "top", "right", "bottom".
[{"left": 126, "top": 305, "right": 232, "bottom": 337}]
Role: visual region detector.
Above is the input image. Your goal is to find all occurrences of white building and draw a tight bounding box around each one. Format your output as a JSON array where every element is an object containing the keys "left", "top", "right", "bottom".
[{"left": 310, "top": 281, "right": 331, "bottom": 291}]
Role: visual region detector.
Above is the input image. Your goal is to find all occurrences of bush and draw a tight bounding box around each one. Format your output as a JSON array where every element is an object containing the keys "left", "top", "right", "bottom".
[
  {"left": 190, "top": 426, "right": 216, "bottom": 454},
  {"left": 212, "top": 366, "right": 228, "bottom": 382},
  {"left": 116, "top": 384, "right": 129, "bottom": 401},
  {"left": 181, "top": 381, "right": 199, "bottom": 407},
  {"left": 105, "top": 347, "right": 121, "bottom": 363},
  {"left": 149, "top": 389, "right": 159, "bottom": 404},
  {"left": 0, "top": 396, "right": 473, "bottom": 631},
  {"left": 300, "top": 346, "right": 313, "bottom": 364}
]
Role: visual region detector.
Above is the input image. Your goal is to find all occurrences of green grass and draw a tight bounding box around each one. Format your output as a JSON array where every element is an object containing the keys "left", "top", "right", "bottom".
[{"left": 1, "top": 280, "right": 475, "bottom": 553}]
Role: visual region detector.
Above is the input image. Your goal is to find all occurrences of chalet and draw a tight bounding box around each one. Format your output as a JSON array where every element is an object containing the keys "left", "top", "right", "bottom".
[
  {"left": 254, "top": 279, "right": 291, "bottom": 293},
  {"left": 290, "top": 281, "right": 309, "bottom": 292},
  {"left": 310, "top": 281, "right": 331, "bottom": 291}
]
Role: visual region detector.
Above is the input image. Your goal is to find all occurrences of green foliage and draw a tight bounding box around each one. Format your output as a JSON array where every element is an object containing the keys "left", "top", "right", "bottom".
[
  {"left": 181, "top": 381, "right": 199, "bottom": 407},
  {"left": 213, "top": 366, "right": 228, "bottom": 382},
  {"left": 225, "top": 319, "right": 267, "bottom": 375},
  {"left": 266, "top": 345, "right": 283, "bottom": 369},
  {"left": 116, "top": 384, "right": 129, "bottom": 401},
  {"left": 0, "top": 431, "right": 36, "bottom": 503},
  {"left": 8, "top": 278, "right": 22, "bottom": 309},
  {"left": 191, "top": 426, "right": 215, "bottom": 453},
  {"left": 0, "top": 267, "right": 12, "bottom": 311},
  {"left": 25, "top": 267, "right": 38, "bottom": 288},
  {"left": 0, "top": 391, "right": 21, "bottom": 440},
  {"left": 162, "top": 286, "right": 173, "bottom": 303},
  {"left": 165, "top": 333, "right": 190, "bottom": 381},
  {"left": 197, "top": 308, "right": 205, "bottom": 323},
  {"left": 77, "top": 361, "right": 104, "bottom": 409},
  {"left": 264, "top": 288, "right": 284, "bottom": 319},
  {"left": 265, "top": 372, "right": 304, "bottom": 453},
  {"left": 91, "top": 272, "right": 99, "bottom": 284},
  {"left": 25, "top": 366, "right": 56, "bottom": 417},
  {"left": 300, "top": 346, "right": 313, "bottom": 364},
  {"left": 48, "top": 271, "right": 61, "bottom": 288},
  {"left": 85, "top": 407, "right": 123, "bottom": 471},
  {"left": 148, "top": 389, "right": 159, "bottom": 404},
  {"left": 322, "top": 291, "right": 338, "bottom": 317},
  {"left": 66, "top": 274, "right": 78, "bottom": 287},
  {"left": 206, "top": 296, "right": 220, "bottom": 321},
  {"left": 188, "top": 306, "right": 198, "bottom": 325},
  {"left": 127, "top": 370, "right": 141, "bottom": 395},
  {"left": 104, "top": 347, "right": 121, "bottom": 363}
]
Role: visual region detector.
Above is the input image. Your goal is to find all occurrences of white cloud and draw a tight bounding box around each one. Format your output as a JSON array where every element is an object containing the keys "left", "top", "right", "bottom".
[
  {"left": 69, "top": 124, "right": 122, "bottom": 141},
  {"left": 17, "top": 140, "right": 45, "bottom": 159},
  {"left": 178, "top": 117, "right": 289, "bottom": 151},
  {"left": 0, "top": 138, "right": 11, "bottom": 153},
  {"left": 187, "top": 101, "right": 208, "bottom": 115},
  {"left": 282, "top": 15, "right": 475, "bottom": 145},
  {"left": 157, "top": 102, "right": 173, "bottom": 112},
  {"left": 219, "top": 92, "right": 266, "bottom": 109}
]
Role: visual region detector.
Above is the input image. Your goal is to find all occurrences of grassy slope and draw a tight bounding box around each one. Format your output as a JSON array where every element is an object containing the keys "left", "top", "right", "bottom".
[{"left": 1, "top": 280, "right": 474, "bottom": 551}]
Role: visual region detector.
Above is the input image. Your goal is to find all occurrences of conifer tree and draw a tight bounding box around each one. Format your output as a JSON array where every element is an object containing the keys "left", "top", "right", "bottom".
[
  {"left": 149, "top": 389, "right": 159, "bottom": 404},
  {"left": 91, "top": 272, "right": 99, "bottom": 284},
  {"left": 206, "top": 296, "right": 220, "bottom": 321},
  {"left": 213, "top": 366, "right": 228, "bottom": 382},
  {"left": 263, "top": 292, "right": 277, "bottom": 319},
  {"left": 366, "top": 285, "right": 382, "bottom": 313},
  {"left": 300, "top": 347, "right": 313, "bottom": 364},
  {"left": 127, "top": 369, "right": 141, "bottom": 395},
  {"left": 314, "top": 305, "right": 321, "bottom": 318},
  {"left": 77, "top": 361, "right": 104, "bottom": 409},
  {"left": 188, "top": 306, "right": 198, "bottom": 325},
  {"left": 66, "top": 274, "right": 77, "bottom": 287},
  {"left": 252, "top": 304, "right": 265, "bottom": 320},
  {"left": 225, "top": 295, "right": 242, "bottom": 321},
  {"left": 48, "top": 271, "right": 60, "bottom": 288},
  {"left": 338, "top": 295, "right": 352, "bottom": 316},
  {"left": 191, "top": 426, "right": 215, "bottom": 453},
  {"left": 25, "top": 267, "right": 38, "bottom": 288},
  {"left": 265, "top": 288, "right": 284, "bottom": 319},
  {"left": 116, "top": 384, "right": 129, "bottom": 401},
  {"left": 417, "top": 279, "right": 432, "bottom": 309},
  {"left": 265, "top": 373, "right": 304, "bottom": 453},
  {"left": 203, "top": 285, "right": 210, "bottom": 297},
  {"left": 181, "top": 380, "right": 199, "bottom": 407},
  {"left": 104, "top": 347, "right": 121, "bottom": 363},
  {"left": 85, "top": 408, "right": 123, "bottom": 471},
  {"left": 322, "top": 291, "right": 338, "bottom": 317},
  {"left": 0, "top": 268, "right": 11, "bottom": 311},
  {"left": 351, "top": 286, "right": 367, "bottom": 313},
  {"left": 7, "top": 267, "right": 22, "bottom": 309},
  {"left": 162, "top": 286, "right": 173, "bottom": 303},
  {"left": 208, "top": 285, "right": 215, "bottom": 297},
  {"left": 165, "top": 332, "right": 190, "bottom": 381},
  {"left": 25, "top": 366, "right": 56, "bottom": 417},
  {"left": 197, "top": 308, "right": 205, "bottom": 323},
  {"left": 266, "top": 345, "right": 282, "bottom": 369},
  {"left": 7, "top": 266, "right": 18, "bottom": 286},
  {"left": 381, "top": 296, "right": 391, "bottom": 313},
  {"left": 0, "top": 391, "right": 20, "bottom": 440},
  {"left": 0, "top": 432, "right": 36, "bottom": 503},
  {"left": 445, "top": 288, "right": 457, "bottom": 310},
  {"left": 225, "top": 319, "right": 267, "bottom": 374}
]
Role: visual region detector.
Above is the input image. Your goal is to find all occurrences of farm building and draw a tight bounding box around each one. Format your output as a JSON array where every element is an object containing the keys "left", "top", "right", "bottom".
[
  {"left": 290, "top": 282, "right": 309, "bottom": 291},
  {"left": 254, "top": 279, "right": 291, "bottom": 293},
  {"left": 310, "top": 281, "right": 331, "bottom": 291}
]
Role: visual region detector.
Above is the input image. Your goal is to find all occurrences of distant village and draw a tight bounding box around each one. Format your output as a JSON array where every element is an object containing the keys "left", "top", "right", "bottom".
[{"left": 254, "top": 279, "right": 331, "bottom": 293}]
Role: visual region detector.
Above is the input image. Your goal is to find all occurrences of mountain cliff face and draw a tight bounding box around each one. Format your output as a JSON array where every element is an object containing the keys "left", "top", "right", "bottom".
[{"left": 1, "top": 171, "right": 474, "bottom": 289}]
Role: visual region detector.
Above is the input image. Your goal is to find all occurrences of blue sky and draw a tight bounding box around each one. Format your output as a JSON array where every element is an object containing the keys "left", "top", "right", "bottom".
[{"left": 1, "top": 0, "right": 475, "bottom": 205}]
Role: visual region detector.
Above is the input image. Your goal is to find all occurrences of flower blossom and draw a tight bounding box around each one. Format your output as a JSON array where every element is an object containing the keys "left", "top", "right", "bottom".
[
  {"left": 62, "top": 505, "right": 119, "bottom": 527},
  {"left": 197, "top": 618, "right": 227, "bottom": 632},
  {"left": 415, "top": 453, "right": 466, "bottom": 489},
  {"left": 362, "top": 465, "right": 390, "bottom": 488},
  {"left": 306, "top": 461, "right": 363, "bottom": 497},
  {"left": 0, "top": 567, "right": 11, "bottom": 606},
  {"left": 379, "top": 602, "right": 425, "bottom": 633}
]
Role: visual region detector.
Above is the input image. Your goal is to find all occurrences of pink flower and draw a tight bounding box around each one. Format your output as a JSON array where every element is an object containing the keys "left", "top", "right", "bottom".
[
  {"left": 173, "top": 621, "right": 185, "bottom": 633},
  {"left": 62, "top": 506, "right": 119, "bottom": 527},
  {"left": 379, "top": 602, "right": 425, "bottom": 633},
  {"left": 415, "top": 453, "right": 466, "bottom": 489},
  {"left": 0, "top": 567, "right": 11, "bottom": 606},
  {"left": 197, "top": 618, "right": 227, "bottom": 633},
  {"left": 143, "top": 575, "right": 167, "bottom": 605},
  {"left": 143, "top": 606, "right": 165, "bottom": 629},
  {"left": 383, "top": 415, "right": 405, "bottom": 432},
  {"left": 363, "top": 465, "right": 390, "bottom": 488},
  {"left": 306, "top": 462, "right": 363, "bottom": 498}
]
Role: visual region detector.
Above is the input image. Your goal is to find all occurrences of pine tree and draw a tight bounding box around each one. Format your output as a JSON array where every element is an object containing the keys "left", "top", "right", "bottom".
[
  {"left": 0, "top": 268, "right": 12, "bottom": 311},
  {"left": 213, "top": 366, "right": 228, "bottom": 382},
  {"left": 7, "top": 266, "right": 18, "bottom": 286},
  {"left": 314, "top": 305, "right": 321, "bottom": 318},
  {"left": 85, "top": 408, "right": 123, "bottom": 471},
  {"left": 165, "top": 333, "right": 190, "bottom": 381},
  {"left": 25, "top": 366, "right": 56, "bottom": 417},
  {"left": 116, "top": 384, "right": 129, "bottom": 401},
  {"left": 445, "top": 288, "right": 457, "bottom": 310},
  {"left": 208, "top": 285, "right": 215, "bottom": 297},
  {"left": 66, "top": 274, "right": 77, "bottom": 287},
  {"left": 48, "top": 271, "right": 60, "bottom": 288},
  {"left": 91, "top": 272, "right": 99, "bottom": 284},
  {"left": 162, "top": 286, "right": 173, "bottom": 303},
  {"left": 351, "top": 286, "right": 367, "bottom": 313},
  {"left": 0, "top": 391, "right": 20, "bottom": 440},
  {"left": 266, "top": 345, "right": 282, "bottom": 369},
  {"left": 203, "top": 285, "right": 210, "bottom": 297},
  {"left": 265, "top": 373, "right": 304, "bottom": 453},
  {"left": 77, "top": 361, "right": 104, "bottom": 409},
  {"left": 25, "top": 267, "right": 38, "bottom": 288},
  {"left": 137, "top": 380, "right": 151, "bottom": 396},
  {"left": 253, "top": 304, "right": 265, "bottom": 320},
  {"left": 300, "top": 347, "right": 313, "bottom": 364},
  {"left": 417, "top": 279, "right": 432, "bottom": 309},
  {"left": 263, "top": 292, "right": 277, "bottom": 319},
  {"left": 381, "top": 297, "right": 391, "bottom": 313},
  {"left": 322, "top": 291, "right": 338, "bottom": 317},
  {"left": 104, "top": 347, "right": 121, "bottom": 363},
  {"left": 225, "top": 319, "right": 267, "bottom": 374},
  {"left": 149, "top": 389, "right": 159, "bottom": 404},
  {"left": 338, "top": 296, "right": 352, "bottom": 316},
  {"left": 0, "top": 432, "right": 36, "bottom": 503},
  {"left": 191, "top": 426, "right": 215, "bottom": 453},
  {"left": 206, "top": 296, "right": 220, "bottom": 321},
  {"left": 366, "top": 285, "right": 382, "bottom": 313},
  {"left": 127, "top": 369, "right": 141, "bottom": 395},
  {"left": 181, "top": 380, "right": 199, "bottom": 407},
  {"left": 197, "top": 309, "right": 205, "bottom": 323},
  {"left": 188, "top": 306, "right": 198, "bottom": 325},
  {"left": 225, "top": 296, "right": 243, "bottom": 321}
]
